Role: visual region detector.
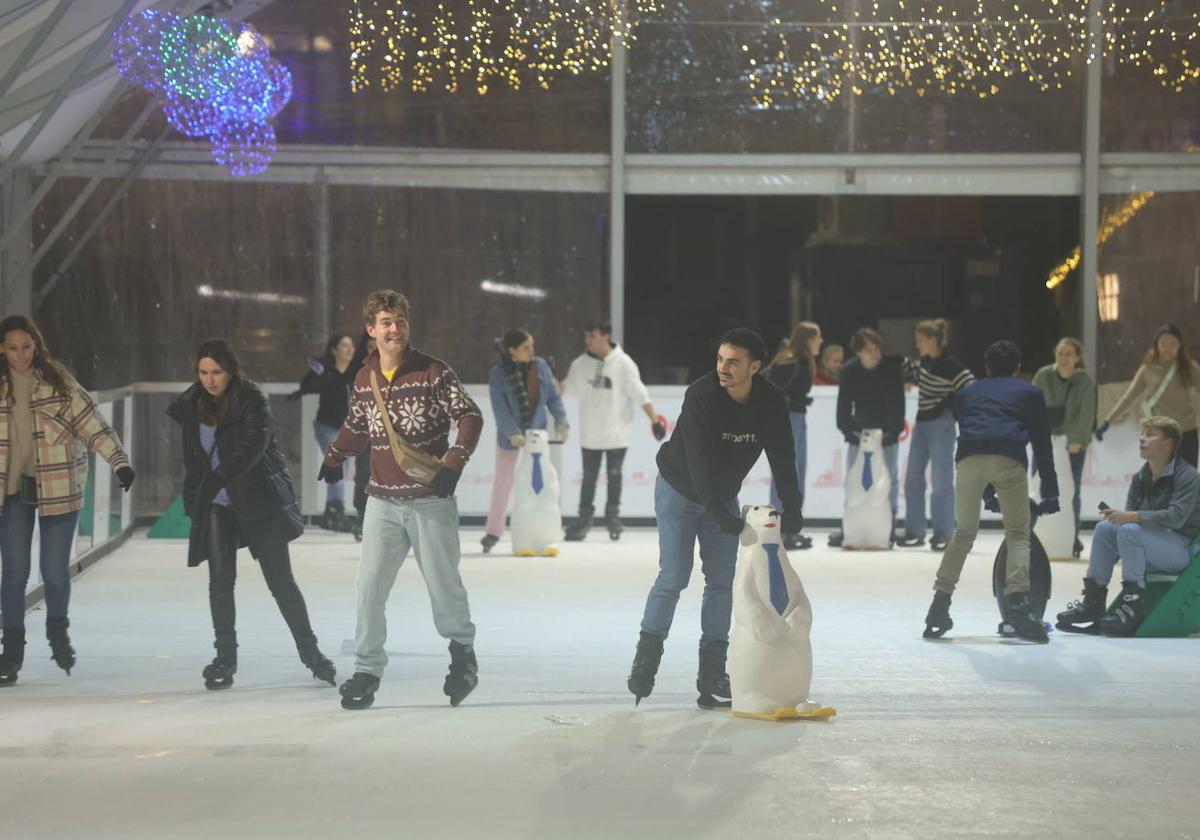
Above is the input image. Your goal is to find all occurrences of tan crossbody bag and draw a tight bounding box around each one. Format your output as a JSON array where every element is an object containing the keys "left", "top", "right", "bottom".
[{"left": 369, "top": 370, "right": 443, "bottom": 486}]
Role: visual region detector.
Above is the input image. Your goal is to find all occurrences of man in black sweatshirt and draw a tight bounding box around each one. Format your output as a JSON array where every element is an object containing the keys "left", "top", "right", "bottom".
[
  {"left": 922, "top": 340, "right": 1059, "bottom": 644},
  {"left": 627, "top": 328, "right": 804, "bottom": 710},
  {"left": 830, "top": 328, "right": 906, "bottom": 547}
]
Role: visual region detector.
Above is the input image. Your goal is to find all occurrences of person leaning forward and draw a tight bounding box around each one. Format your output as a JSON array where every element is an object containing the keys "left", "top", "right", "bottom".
[
  {"left": 319, "top": 290, "right": 483, "bottom": 711},
  {"left": 922, "top": 339, "right": 1060, "bottom": 644},
  {"left": 626, "top": 327, "right": 804, "bottom": 710}
]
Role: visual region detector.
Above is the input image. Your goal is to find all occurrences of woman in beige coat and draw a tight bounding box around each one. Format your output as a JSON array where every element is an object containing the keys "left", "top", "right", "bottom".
[{"left": 1097, "top": 324, "right": 1200, "bottom": 467}]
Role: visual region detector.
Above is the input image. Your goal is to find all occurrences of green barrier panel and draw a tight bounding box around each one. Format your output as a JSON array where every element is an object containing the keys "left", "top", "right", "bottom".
[
  {"left": 148, "top": 496, "right": 192, "bottom": 539},
  {"left": 1136, "top": 538, "right": 1200, "bottom": 638}
]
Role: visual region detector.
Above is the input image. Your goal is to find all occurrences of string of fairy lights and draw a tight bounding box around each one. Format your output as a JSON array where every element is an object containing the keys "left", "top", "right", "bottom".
[
  {"left": 348, "top": 0, "right": 661, "bottom": 95},
  {"left": 740, "top": 1, "right": 1200, "bottom": 107}
]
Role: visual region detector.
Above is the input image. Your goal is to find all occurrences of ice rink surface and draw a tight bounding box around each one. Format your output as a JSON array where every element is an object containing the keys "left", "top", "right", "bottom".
[{"left": 2, "top": 528, "right": 1198, "bottom": 839}]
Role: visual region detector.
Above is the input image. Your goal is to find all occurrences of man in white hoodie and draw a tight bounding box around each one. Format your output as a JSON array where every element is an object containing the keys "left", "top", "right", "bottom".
[{"left": 561, "top": 320, "right": 667, "bottom": 540}]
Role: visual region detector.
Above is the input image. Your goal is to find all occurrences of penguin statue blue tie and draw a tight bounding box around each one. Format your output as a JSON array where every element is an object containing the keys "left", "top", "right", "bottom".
[
  {"left": 530, "top": 452, "right": 544, "bottom": 494},
  {"left": 762, "top": 543, "right": 789, "bottom": 616}
]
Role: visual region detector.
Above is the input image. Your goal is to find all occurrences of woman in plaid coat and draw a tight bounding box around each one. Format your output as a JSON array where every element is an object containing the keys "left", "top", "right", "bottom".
[{"left": 0, "top": 316, "right": 135, "bottom": 686}]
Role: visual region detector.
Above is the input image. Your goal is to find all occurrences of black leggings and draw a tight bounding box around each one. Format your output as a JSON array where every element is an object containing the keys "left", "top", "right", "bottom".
[
  {"left": 206, "top": 505, "right": 314, "bottom": 649},
  {"left": 578, "top": 448, "right": 627, "bottom": 517}
]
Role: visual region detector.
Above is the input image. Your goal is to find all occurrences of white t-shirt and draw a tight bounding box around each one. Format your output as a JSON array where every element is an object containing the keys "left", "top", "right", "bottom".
[{"left": 563, "top": 345, "right": 652, "bottom": 450}]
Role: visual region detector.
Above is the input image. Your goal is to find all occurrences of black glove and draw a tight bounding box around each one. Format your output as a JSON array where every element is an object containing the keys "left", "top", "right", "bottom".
[
  {"left": 1036, "top": 497, "right": 1061, "bottom": 516},
  {"left": 431, "top": 465, "right": 461, "bottom": 499},
  {"left": 286, "top": 390, "right": 302, "bottom": 402},
  {"left": 1094, "top": 421, "right": 1110, "bottom": 441},
  {"left": 116, "top": 466, "right": 136, "bottom": 492},
  {"left": 982, "top": 484, "right": 1001, "bottom": 514},
  {"left": 781, "top": 508, "right": 804, "bottom": 535},
  {"left": 714, "top": 509, "right": 744, "bottom": 536},
  {"left": 651, "top": 418, "right": 667, "bottom": 441},
  {"left": 318, "top": 462, "right": 343, "bottom": 484},
  {"left": 199, "top": 471, "right": 225, "bottom": 502}
]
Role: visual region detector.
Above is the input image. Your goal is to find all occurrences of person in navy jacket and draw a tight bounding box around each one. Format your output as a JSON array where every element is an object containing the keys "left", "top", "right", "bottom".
[
  {"left": 922, "top": 340, "right": 1059, "bottom": 644},
  {"left": 483, "top": 329, "right": 569, "bottom": 553}
]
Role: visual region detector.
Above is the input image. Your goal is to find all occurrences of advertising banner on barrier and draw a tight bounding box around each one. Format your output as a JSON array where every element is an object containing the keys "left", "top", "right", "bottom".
[{"left": 308, "top": 384, "right": 1146, "bottom": 522}]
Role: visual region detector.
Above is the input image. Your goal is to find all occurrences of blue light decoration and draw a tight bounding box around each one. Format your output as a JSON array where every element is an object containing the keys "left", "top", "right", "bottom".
[{"left": 112, "top": 10, "right": 291, "bottom": 176}]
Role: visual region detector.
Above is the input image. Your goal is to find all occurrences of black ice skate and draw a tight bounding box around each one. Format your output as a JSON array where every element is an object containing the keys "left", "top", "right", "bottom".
[
  {"left": 443, "top": 641, "right": 478, "bottom": 706},
  {"left": 0, "top": 629, "right": 26, "bottom": 687},
  {"left": 923, "top": 590, "right": 954, "bottom": 639},
  {"left": 696, "top": 640, "right": 732, "bottom": 710},
  {"left": 297, "top": 635, "right": 337, "bottom": 686},
  {"left": 1099, "top": 583, "right": 1146, "bottom": 637},
  {"left": 783, "top": 533, "right": 813, "bottom": 551},
  {"left": 1003, "top": 592, "right": 1049, "bottom": 643},
  {"left": 202, "top": 642, "right": 237, "bottom": 690},
  {"left": 564, "top": 507, "right": 594, "bottom": 542},
  {"left": 1055, "top": 578, "right": 1108, "bottom": 634},
  {"left": 627, "top": 631, "right": 663, "bottom": 706},
  {"left": 480, "top": 534, "right": 499, "bottom": 554},
  {"left": 340, "top": 671, "right": 380, "bottom": 710},
  {"left": 606, "top": 515, "right": 624, "bottom": 541},
  {"left": 46, "top": 617, "right": 75, "bottom": 675}
]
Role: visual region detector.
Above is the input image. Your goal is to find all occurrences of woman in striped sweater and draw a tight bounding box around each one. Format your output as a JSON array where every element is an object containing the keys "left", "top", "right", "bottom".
[{"left": 897, "top": 319, "right": 975, "bottom": 550}]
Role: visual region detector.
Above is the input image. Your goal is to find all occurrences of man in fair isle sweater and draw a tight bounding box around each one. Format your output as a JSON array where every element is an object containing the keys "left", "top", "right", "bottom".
[{"left": 320, "top": 290, "right": 483, "bottom": 711}]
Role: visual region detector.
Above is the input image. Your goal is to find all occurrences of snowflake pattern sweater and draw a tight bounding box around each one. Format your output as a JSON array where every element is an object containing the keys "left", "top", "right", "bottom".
[{"left": 324, "top": 347, "right": 483, "bottom": 499}]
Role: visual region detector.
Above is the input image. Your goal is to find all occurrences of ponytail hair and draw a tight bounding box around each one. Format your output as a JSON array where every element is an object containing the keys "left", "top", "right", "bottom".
[
  {"left": 915, "top": 318, "right": 950, "bottom": 352},
  {"left": 769, "top": 321, "right": 820, "bottom": 379}
]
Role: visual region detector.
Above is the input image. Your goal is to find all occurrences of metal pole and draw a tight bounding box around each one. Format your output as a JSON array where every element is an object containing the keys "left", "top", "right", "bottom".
[
  {"left": 0, "top": 169, "right": 34, "bottom": 313},
  {"left": 1080, "top": 0, "right": 1101, "bottom": 375},
  {"left": 313, "top": 173, "right": 331, "bottom": 343},
  {"left": 608, "top": 3, "right": 627, "bottom": 343},
  {"left": 0, "top": 0, "right": 141, "bottom": 189},
  {"left": 26, "top": 96, "right": 159, "bottom": 272},
  {"left": 35, "top": 126, "right": 170, "bottom": 308},
  {"left": 0, "top": 80, "right": 130, "bottom": 257},
  {"left": 0, "top": 0, "right": 73, "bottom": 100}
]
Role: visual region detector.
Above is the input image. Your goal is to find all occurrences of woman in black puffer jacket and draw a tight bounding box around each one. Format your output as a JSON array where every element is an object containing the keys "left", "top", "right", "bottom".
[{"left": 167, "top": 339, "right": 335, "bottom": 691}]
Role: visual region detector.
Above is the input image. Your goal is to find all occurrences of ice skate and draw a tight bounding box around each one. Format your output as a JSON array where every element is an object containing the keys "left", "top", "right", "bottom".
[
  {"left": 443, "top": 641, "right": 478, "bottom": 706},
  {"left": 339, "top": 671, "right": 380, "bottom": 710},
  {"left": 564, "top": 507, "right": 593, "bottom": 542},
  {"left": 46, "top": 617, "right": 75, "bottom": 675},
  {"left": 627, "top": 631, "right": 663, "bottom": 706},
  {"left": 1055, "top": 579, "right": 1107, "bottom": 634},
  {"left": 696, "top": 640, "right": 732, "bottom": 710},
  {"left": 0, "top": 629, "right": 26, "bottom": 687},
  {"left": 297, "top": 635, "right": 337, "bottom": 686},
  {"left": 202, "top": 642, "right": 237, "bottom": 690},
  {"left": 1099, "top": 583, "right": 1146, "bottom": 637},
  {"left": 1003, "top": 592, "right": 1049, "bottom": 643},
  {"left": 923, "top": 590, "right": 953, "bottom": 639}
]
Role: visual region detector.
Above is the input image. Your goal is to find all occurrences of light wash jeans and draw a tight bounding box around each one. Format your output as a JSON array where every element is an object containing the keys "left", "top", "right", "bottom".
[
  {"left": 770, "top": 411, "right": 807, "bottom": 513},
  {"left": 903, "top": 412, "right": 957, "bottom": 539},
  {"left": 354, "top": 495, "right": 476, "bottom": 678},
  {"left": 1086, "top": 519, "right": 1192, "bottom": 587},
  {"left": 314, "top": 421, "right": 345, "bottom": 505},
  {"left": 0, "top": 495, "right": 80, "bottom": 629},
  {"left": 640, "top": 476, "right": 740, "bottom": 644}
]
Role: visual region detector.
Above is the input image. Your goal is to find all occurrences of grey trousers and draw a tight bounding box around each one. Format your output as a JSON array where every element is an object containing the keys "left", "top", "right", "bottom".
[
  {"left": 355, "top": 495, "right": 476, "bottom": 678},
  {"left": 935, "top": 455, "right": 1032, "bottom": 596}
]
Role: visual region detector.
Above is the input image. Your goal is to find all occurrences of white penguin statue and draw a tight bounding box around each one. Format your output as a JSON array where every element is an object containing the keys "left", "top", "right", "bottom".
[
  {"left": 1033, "top": 434, "right": 1077, "bottom": 561},
  {"left": 842, "top": 428, "right": 893, "bottom": 550},
  {"left": 511, "top": 428, "right": 562, "bottom": 557},
  {"left": 728, "top": 505, "right": 836, "bottom": 722}
]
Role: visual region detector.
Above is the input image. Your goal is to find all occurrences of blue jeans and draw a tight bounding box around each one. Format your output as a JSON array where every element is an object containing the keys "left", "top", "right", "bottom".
[
  {"left": 641, "top": 476, "right": 739, "bottom": 643},
  {"left": 903, "top": 412, "right": 957, "bottom": 538},
  {"left": 1086, "top": 519, "right": 1192, "bottom": 587},
  {"left": 0, "top": 495, "right": 81, "bottom": 630},
  {"left": 769, "top": 411, "right": 807, "bottom": 512},
  {"left": 314, "top": 421, "right": 344, "bottom": 505},
  {"left": 847, "top": 442, "right": 900, "bottom": 513}
]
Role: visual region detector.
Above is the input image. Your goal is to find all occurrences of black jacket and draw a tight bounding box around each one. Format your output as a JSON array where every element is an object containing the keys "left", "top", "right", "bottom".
[
  {"left": 297, "top": 357, "right": 358, "bottom": 427},
  {"left": 765, "top": 359, "right": 813, "bottom": 413},
  {"left": 656, "top": 372, "right": 802, "bottom": 517},
  {"left": 167, "top": 380, "right": 304, "bottom": 566},
  {"left": 836, "top": 355, "right": 906, "bottom": 446}
]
